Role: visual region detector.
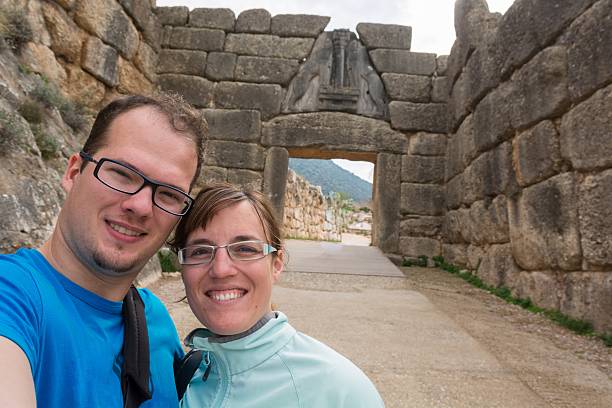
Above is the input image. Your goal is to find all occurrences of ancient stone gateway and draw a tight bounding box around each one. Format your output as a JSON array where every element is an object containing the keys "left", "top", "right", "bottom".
[{"left": 154, "top": 2, "right": 611, "bottom": 332}]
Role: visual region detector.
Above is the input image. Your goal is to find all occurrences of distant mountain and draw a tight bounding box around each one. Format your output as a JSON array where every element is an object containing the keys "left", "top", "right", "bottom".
[{"left": 288, "top": 158, "right": 373, "bottom": 204}]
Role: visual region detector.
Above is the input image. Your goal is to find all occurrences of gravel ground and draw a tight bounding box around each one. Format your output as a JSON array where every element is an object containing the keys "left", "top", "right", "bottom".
[{"left": 147, "top": 266, "right": 611, "bottom": 407}]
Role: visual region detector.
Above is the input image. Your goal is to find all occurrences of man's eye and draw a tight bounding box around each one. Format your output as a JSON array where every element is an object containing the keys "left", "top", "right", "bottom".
[{"left": 157, "top": 189, "right": 183, "bottom": 204}]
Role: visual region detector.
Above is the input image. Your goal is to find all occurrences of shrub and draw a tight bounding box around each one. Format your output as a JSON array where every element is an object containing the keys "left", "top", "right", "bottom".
[
  {"left": 32, "top": 125, "right": 60, "bottom": 160},
  {"left": 0, "top": 7, "right": 32, "bottom": 52},
  {"left": 18, "top": 99, "right": 44, "bottom": 124},
  {"left": 30, "top": 76, "right": 88, "bottom": 131}
]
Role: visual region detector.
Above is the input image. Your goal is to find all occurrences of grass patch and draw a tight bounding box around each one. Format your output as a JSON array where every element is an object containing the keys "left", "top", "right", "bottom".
[
  {"left": 158, "top": 250, "right": 178, "bottom": 273},
  {"left": 0, "top": 6, "right": 32, "bottom": 53},
  {"left": 18, "top": 99, "right": 44, "bottom": 124},
  {"left": 29, "top": 76, "right": 89, "bottom": 131},
  {"left": 431, "top": 256, "right": 610, "bottom": 347},
  {"left": 402, "top": 255, "right": 428, "bottom": 267},
  {"left": 32, "top": 124, "right": 60, "bottom": 159}
]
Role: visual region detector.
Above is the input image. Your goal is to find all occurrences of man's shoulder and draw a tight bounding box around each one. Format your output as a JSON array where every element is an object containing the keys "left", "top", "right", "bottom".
[{"left": 0, "top": 249, "right": 45, "bottom": 288}]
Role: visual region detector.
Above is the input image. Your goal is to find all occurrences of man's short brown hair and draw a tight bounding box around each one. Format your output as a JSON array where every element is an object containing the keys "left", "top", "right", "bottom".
[{"left": 82, "top": 93, "right": 207, "bottom": 190}]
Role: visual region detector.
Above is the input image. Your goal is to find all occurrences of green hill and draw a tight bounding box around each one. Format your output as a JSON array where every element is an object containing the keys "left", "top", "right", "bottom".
[{"left": 288, "top": 159, "right": 373, "bottom": 204}]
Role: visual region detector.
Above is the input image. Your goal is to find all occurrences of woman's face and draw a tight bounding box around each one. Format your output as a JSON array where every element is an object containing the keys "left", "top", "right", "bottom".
[{"left": 181, "top": 201, "right": 284, "bottom": 335}]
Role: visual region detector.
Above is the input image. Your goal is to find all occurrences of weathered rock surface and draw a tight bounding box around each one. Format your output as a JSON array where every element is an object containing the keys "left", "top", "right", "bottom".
[{"left": 356, "top": 23, "right": 412, "bottom": 50}]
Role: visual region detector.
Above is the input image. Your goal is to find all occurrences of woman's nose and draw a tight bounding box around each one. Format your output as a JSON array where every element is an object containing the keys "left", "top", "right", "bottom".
[{"left": 208, "top": 247, "right": 238, "bottom": 278}]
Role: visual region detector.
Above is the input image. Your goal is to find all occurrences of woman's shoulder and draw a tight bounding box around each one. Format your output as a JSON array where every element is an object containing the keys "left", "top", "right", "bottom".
[{"left": 276, "top": 329, "right": 384, "bottom": 407}]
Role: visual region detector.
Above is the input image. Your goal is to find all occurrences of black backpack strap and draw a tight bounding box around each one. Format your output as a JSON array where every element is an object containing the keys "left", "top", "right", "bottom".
[
  {"left": 174, "top": 348, "right": 204, "bottom": 401},
  {"left": 121, "top": 286, "right": 152, "bottom": 408}
]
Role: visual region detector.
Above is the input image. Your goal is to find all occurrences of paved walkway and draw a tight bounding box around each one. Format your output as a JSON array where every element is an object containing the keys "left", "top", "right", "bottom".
[{"left": 148, "top": 240, "right": 612, "bottom": 407}]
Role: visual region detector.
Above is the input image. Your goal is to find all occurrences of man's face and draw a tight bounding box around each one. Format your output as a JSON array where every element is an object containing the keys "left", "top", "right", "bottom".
[{"left": 59, "top": 106, "right": 198, "bottom": 278}]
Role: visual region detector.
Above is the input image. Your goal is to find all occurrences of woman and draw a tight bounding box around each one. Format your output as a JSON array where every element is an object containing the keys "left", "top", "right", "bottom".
[{"left": 171, "top": 183, "right": 384, "bottom": 407}]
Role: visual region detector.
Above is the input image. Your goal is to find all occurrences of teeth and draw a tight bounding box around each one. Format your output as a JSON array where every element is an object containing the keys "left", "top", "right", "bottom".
[
  {"left": 109, "top": 223, "right": 141, "bottom": 237},
  {"left": 210, "top": 291, "right": 244, "bottom": 302}
]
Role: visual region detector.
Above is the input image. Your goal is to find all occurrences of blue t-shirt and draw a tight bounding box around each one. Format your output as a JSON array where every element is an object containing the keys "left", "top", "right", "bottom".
[{"left": 0, "top": 248, "right": 184, "bottom": 407}]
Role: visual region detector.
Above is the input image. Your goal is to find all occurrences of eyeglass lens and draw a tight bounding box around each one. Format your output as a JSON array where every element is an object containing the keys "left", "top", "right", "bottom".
[
  {"left": 180, "top": 241, "right": 275, "bottom": 265},
  {"left": 96, "top": 160, "right": 190, "bottom": 215}
]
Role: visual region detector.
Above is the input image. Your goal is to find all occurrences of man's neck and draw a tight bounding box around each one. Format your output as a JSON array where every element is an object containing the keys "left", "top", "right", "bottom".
[{"left": 39, "top": 233, "right": 137, "bottom": 302}]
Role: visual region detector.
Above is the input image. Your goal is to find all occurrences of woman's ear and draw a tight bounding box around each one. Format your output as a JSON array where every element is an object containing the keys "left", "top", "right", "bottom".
[{"left": 271, "top": 250, "right": 284, "bottom": 283}]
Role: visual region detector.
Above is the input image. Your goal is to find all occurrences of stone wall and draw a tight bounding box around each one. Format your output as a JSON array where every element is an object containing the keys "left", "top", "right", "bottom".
[
  {"left": 444, "top": 0, "right": 612, "bottom": 331},
  {"left": 11, "top": 0, "right": 159, "bottom": 108},
  {"left": 283, "top": 169, "right": 345, "bottom": 241}
]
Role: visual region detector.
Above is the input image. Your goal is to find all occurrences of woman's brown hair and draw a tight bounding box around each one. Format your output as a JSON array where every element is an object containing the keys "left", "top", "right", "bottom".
[{"left": 169, "top": 183, "right": 283, "bottom": 254}]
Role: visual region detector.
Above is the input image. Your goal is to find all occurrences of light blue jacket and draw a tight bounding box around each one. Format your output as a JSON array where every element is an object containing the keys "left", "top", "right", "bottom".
[{"left": 180, "top": 312, "right": 385, "bottom": 408}]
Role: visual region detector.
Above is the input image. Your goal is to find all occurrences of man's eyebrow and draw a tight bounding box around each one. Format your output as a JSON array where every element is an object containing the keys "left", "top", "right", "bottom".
[{"left": 114, "top": 158, "right": 188, "bottom": 192}]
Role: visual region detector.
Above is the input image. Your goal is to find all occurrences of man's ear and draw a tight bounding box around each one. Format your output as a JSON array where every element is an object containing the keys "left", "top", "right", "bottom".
[
  {"left": 271, "top": 250, "right": 285, "bottom": 283},
  {"left": 61, "top": 153, "right": 83, "bottom": 193}
]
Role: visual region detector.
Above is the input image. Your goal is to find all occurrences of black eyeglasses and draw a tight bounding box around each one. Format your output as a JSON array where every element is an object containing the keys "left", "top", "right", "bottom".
[
  {"left": 79, "top": 151, "right": 193, "bottom": 216},
  {"left": 178, "top": 240, "right": 278, "bottom": 265}
]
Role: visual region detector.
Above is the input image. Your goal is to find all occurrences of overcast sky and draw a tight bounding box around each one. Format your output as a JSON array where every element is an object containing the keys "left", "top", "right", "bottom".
[{"left": 157, "top": 0, "right": 515, "bottom": 182}]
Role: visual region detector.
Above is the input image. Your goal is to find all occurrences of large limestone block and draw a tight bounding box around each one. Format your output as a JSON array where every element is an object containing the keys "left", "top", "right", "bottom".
[
  {"left": 560, "top": 272, "right": 612, "bottom": 332},
  {"left": 189, "top": 8, "right": 235, "bottom": 31},
  {"left": 224, "top": 34, "right": 314, "bottom": 59},
  {"left": 262, "top": 112, "right": 406, "bottom": 154},
  {"left": 476, "top": 244, "right": 519, "bottom": 288},
  {"left": 509, "top": 46, "right": 570, "bottom": 131},
  {"left": 373, "top": 153, "right": 401, "bottom": 253},
  {"left": 454, "top": 0, "right": 496, "bottom": 50},
  {"left": 157, "top": 49, "right": 207, "bottom": 76},
  {"left": 202, "top": 109, "right": 261, "bottom": 142},
  {"left": 400, "top": 216, "right": 443, "bottom": 238},
  {"left": 441, "top": 244, "right": 468, "bottom": 267},
  {"left": 443, "top": 209, "right": 466, "bottom": 244},
  {"left": 466, "top": 244, "right": 486, "bottom": 271},
  {"left": 197, "top": 166, "right": 227, "bottom": 187},
  {"left": 579, "top": 169, "right": 612, "bottom": 267},
  {"left": 509, "top": 172, "right": 582, "bottom": 271},
  {"left": 214, "top": 82, "right": 282, "bottom": 121},
  {"left": 41, "top": 1, "right": 83, "bottom": 63},
  {"left": 495, "top": 0, "right": 596, "bottom": 79},
  {"left": 381, "top": 73, "right": 430, "bottom": 102},
  {"left": 119, "top": 0, "right": 161, "bottom": 48},
  {"left": 236, "top": 9, "right": 271, "bottom": 33},
  {"left": 445, "top": 173, "right": 464, "bottom": 211},
  {"left": 263, "top": 147, "right": 289, "bottom": 219},
  {"left": 513, "top": 120, "right": 562, "bottom": 187},
  {"left": 389, "top": 102, "right": 448, "bottom": 133},
  {"left": 117, "top": 58, "right": 153, "bottom": 94},
  {"left": 370, "top": 50, "right": 436, "bottom": 75},
  {"left": 134, "top": 41, "right": 158, "bottom": 82},
  {"left": 399, "top": 237, "right": 441, "bottom": 258},
  {"left": 168, "top": 27, "right": 225, "bottom": 51},
  {"left": 472, "top": 83, "right": 513, "bottom": 153},
  {"left": 464, "top": 43, "right": 502, "bottom": 109},
  {"left": 134, "top": 256, "right": 162, "bottom": 288},
  {"left": 82, "top": 37, "right": 118, "bottom": 87},
  {"left": 436, "top": 56, "right": 448, "bottom": 76},
  {"left": 513, "top": 271, "right": 561, "bottom": 311},
  {"left": 560, "top": 84, "right": 612, "bottom": 171},
  {"left": 401, "top": 155, "right": 444, "bottom": 184},
  {"left": 270, "top": 14, "right": 329, "bottom": 37},
  {"left": 62, "top": 65, "right": 106, "bottom": 107},
  {"left": 445, "top": 114, "right": 476, "bottom": 181},
  {"left": 565, "top": 0, "right": 612, "bottom": 101},
  {"left": 465, "top": 195, "right": 510, "bottom": 245},
  {"left": 20, "top": 43, "right": 67, "bottom": 84},
  {"left": 205, "top": 52, "right": 236, "bottom": 81},
  {"left": 431, "top": 77, "right": 449, "bottom": 103},
  {"left": 462, "top": 142, "right": 516, "bottom": 205},
  {"left": 75, "top": 0, "right": 139, "bottom": 59},
  {"left": 226, "top": 168, "right": 262, "bottom": 190},
  {"left": 356, "top": 23, "right": 411, "bottom": 50},
  {"left": 448, "top": 64, "right": 470, "bottom": 126},
  {"left": 235, "top": 56, "right": 299, "bottom": 86},
  {"left": 204, "top": 140, "right": 264, "bottom": 170},
  {"left": 400, "top": 183, "right": 444, "bottom": 216},
  {"left": 23, "top": 0, "right": 51, "bottom": 46},
  {"left": 158, "top": 74, "right": 214, "bottom": 108},
  {"left": 155, "top": 6, "right": 189, "bottom": 26},
  {"left": 407, "top": 132, "right": 446, "bottom": 157}
]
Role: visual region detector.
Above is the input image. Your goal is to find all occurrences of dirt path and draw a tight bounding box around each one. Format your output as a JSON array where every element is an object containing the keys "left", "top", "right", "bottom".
[{"left": 147, "top": 266, "right": 611, "bottom": 407}]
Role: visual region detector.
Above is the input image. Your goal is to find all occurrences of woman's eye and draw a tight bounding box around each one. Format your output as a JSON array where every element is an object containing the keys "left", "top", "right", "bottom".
[{"left": 234, "top": 244, "right": 261, "bottom": 254}]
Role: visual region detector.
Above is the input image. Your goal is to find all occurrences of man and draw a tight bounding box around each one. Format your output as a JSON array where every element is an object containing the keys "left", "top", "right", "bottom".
[{"left": 0, "top": 93, "right": 206, "bottom": 407}]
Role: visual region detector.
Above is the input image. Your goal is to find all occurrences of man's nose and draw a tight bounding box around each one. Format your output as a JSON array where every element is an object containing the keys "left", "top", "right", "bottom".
[{"left": 120, "top": 186, "right": 155, "bottom": 217}]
